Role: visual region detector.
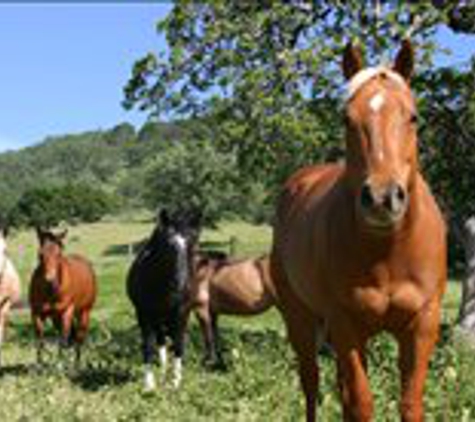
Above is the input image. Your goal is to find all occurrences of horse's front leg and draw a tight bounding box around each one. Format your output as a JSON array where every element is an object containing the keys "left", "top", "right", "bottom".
[
  {"left": 396, "top": 300, "right": 441, "bottom": 422},
  {"left": 195, "top": 304, "right": 219, "bottom": 367},
  {"left": 32, "top": 313, "right": 46, "bottom": 366},
  {"left": 156, "top": 325, "right": 168, "bottom": 384},
  {"left": 58, "top": 305, "right": 75, "bottom": 362},
  {"left": 331, "top": 321, "right": 372, "bottom": 422},
  {"left": 0, "top": 300, "right": 10, "bottom": 368},
  {"left": 210, "top": 313, "right": 225, "bottom": 368},
  {"left": 170, "top": 307, "right": 188, "bottom": 389},
  {"left": 271, "top": 259, "right": 319, "bottom": 422},
  {"left": 137, "top": 312, "right": 156, "bottom": 392}
]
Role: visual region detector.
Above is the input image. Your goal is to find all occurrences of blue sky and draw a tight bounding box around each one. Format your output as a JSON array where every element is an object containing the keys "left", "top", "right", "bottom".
[
  {"left": 0, "top": 3, "right": 172, "bottom": 152},
  {"left": 0, "top": 4, "right": 474, "bottom": 152}
]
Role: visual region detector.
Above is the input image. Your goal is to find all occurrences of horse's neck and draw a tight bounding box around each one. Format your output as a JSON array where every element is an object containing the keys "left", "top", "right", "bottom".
[{"left": 56, "top": 256, "right": 70, "bottom": 286}]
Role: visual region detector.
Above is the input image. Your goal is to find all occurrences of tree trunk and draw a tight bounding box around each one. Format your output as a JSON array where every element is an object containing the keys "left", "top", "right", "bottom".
[{"left": 457, "top": 217, "right": 475, "bottom": 338}]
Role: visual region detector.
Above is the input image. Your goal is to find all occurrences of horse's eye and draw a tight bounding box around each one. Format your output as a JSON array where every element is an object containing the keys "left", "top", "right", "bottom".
[{"left": 410, "top": 113, "right": 418, "bottom": 124}]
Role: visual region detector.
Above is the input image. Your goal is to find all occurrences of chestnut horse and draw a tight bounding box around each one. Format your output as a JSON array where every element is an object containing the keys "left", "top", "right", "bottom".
[
  {"left": 29, "top": 228, "right": 97, "bottom": 366},
  {"left": 0, "top": 226, "right": 21, "bottom": 367},
  {"left": 190, "top": 252, "right": 274, "bottom": 366},
  {"left": 270, "top": 40, "right": 446, "bottom": 421}
]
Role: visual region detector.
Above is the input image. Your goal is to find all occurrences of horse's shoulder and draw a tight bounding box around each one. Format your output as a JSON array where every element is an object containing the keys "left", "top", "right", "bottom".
[{"left": 276, "top": 164, "right": 343, "bottom": 226}]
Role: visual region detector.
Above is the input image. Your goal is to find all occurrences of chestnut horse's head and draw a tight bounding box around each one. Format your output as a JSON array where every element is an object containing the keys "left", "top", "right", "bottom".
[
  {"left": 36, "top": 228, "right": 67, "bottom": 288},
  {"left": 343, "top": 40, "right": 418, "bottom": 231}
]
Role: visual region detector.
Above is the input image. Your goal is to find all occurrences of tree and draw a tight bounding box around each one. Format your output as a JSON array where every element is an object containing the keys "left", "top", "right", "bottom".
[
  {"left": 458, "top": 217, "right": 475, "bottom": 341},
  {"left": 9, "top": 184, "right": 116, "bottom": 228},
  {"left": 415, "top": 58, "right": 475, "bottom": 266},
  {"left": 142, "top": 139, "right": 262, "bottom": 225},
  {"left": 124, "top": 1, "right": 450, "bottom": 185}
]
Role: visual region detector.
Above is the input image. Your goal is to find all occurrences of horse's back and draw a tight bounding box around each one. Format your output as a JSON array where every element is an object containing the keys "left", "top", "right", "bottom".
[
  {"left": 66, "top": 255, "right": 97, "bottom": 309},
  {"left": 209, "top": 257, "right": 274, "bottom": 315}
]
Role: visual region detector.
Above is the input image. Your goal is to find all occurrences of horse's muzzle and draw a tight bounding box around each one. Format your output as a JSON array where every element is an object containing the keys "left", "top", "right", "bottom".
[
  {"left": 359, "top": 180, "right": 408, "bottom": 229},
  {"left": 45, "top": 278, "right": 60, "bottom": 295}
]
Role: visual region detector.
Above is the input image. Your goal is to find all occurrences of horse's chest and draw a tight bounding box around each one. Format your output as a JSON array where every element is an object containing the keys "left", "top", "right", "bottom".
[{"left": 338, "top": 275, "right": 427, "bottom": 329}]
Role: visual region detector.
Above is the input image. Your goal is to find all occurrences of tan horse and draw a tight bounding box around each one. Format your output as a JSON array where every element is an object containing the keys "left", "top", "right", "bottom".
[
  {"left": 190, "top": 252, "right": 274, "bottom": 366},
  {"left": 270, "top": 40, "right": 446, "bottom": 421},
  {"left": 29, "top": 228, "right": 97, "bottom": 365},
  {"left": 0, "top": 226, "right": 21, "bottom": 367}
]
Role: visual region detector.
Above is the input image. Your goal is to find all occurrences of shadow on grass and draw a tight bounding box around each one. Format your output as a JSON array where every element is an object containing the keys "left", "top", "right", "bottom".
[
  {"left": 5, "top": 315, "right": 290, "bottom": 390},
  {"left": 69, "top": 365, "right": 135, "bottom": 392},
  {"left": 0, "top": 363, "right": 35, "bottom": 377}
]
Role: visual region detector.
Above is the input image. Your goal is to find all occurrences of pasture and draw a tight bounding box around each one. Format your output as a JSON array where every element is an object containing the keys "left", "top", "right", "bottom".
[{"left": 1, "top": 216, "right": 474, "bottom": 421}]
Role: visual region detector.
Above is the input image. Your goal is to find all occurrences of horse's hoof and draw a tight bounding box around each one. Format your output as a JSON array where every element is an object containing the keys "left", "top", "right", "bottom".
[
  {"left": 171, "top": 377, "right": 181, "bottom": 390},
  {"left": 143, "top": 369, "right": 157, "bottom": 392}
]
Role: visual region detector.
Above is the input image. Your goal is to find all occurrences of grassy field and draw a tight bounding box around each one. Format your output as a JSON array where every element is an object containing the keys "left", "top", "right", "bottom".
[{"left": 2, "top": 216, "right": 475, "bottom": 421}]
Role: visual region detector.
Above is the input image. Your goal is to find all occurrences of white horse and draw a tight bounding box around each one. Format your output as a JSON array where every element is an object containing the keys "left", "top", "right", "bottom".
[{"left": 0, "top": 226, "right": 21, "bottom": 366}]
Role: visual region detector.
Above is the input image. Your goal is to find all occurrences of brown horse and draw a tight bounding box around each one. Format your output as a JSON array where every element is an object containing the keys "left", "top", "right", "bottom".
[
  {"left": 270, "top": 40, "right": 446, "bottom": 421},
  {"left": 29, "top": 228, "right": 97, "bottom": 365},
  {"left": 0, "top": 226, "right": 21, "bottom": 367},
  {"left": 189, "top": 252, "right": 274, "bottom": 366}
]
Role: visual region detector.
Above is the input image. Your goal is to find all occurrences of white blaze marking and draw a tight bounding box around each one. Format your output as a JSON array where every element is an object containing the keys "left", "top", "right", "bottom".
[
  {"left": 369, "top": 92, "right": 385, "bottom": 113},
  {"left": 172, "top": 358, "right": 183, "bottom": 389},
  {"left": 173, "top": 234, "right": 187, "bottom": 251},
  {"left": 144, "top": 364, "right": 156, "bottom": 391},
  {"left": 367, "top": 91, "right": 385, "bottom": 161}
]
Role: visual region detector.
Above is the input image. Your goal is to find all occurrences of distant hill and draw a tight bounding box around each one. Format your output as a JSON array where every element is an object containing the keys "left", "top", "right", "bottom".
[{"left": 0, "top": 120, "right": 195, "bottom": 217}]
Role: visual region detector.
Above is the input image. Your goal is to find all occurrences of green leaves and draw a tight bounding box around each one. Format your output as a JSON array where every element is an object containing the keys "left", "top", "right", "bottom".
[
  {"left": 9, "top": 183, "right": 116, "bottom": 228},
  {"left": 142, "top": 139, "right": 263, "bottom": 225},
  {"left": 123, "top": 1, "right": 453, "bottom": 187}
]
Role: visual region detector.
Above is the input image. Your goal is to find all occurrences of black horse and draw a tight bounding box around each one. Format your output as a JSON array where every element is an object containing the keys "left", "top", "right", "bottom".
[{"left": 127, "top": 208, "right": 201, "bottom": 390}]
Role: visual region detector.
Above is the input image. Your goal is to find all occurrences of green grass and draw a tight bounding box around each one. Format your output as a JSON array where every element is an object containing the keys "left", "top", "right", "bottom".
[{"left": 2, "top": 217, "right": 475, "bottom": 421}]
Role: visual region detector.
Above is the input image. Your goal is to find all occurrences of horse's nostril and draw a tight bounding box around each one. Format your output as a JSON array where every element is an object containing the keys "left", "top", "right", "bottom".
[
  {"left": 360, "top": 183, "right": 374, "bottom": 210},
  {"left": 385, "top": 184, "right": 407, "bottom": 214},
  {"left": 395, "top": 185, "right": 406, "bottom": 203}
]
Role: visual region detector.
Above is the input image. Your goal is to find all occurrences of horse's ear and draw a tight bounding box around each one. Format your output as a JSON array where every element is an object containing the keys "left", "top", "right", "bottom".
[
  {"left": 393, "top": 39, "right": 414, "bottom": 81},
  {"left": 343, "top": 42, "right": 364, "bottom": 80},
  {"left": 36, "top": 227, "right": 46, "bottom": 242},
  {"left": 58, "top": 229, "right": 68, "bottom": 242},
  {"left": 159, "top": 209, "right": 171, "bottom": 227}
]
